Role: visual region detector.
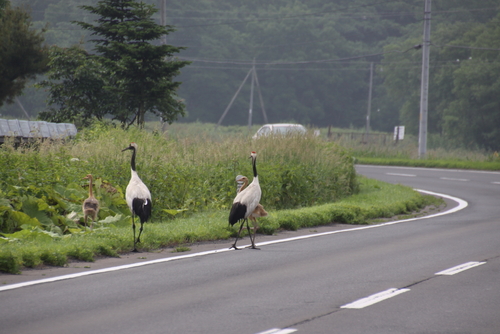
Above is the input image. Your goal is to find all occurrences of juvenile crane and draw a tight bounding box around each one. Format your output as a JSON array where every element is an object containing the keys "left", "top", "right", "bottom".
[
  {"left": 235, "top": 175, "right": 268, "bottom": 246},
  {"left": 122, "top": 142, "right": 152, "bottom": 252},
  {"left": 229, "top": 151, "right": 261, "bottom": 250},
  {"left": 82, "top": 174, "right": 99, "bottom": 229}
]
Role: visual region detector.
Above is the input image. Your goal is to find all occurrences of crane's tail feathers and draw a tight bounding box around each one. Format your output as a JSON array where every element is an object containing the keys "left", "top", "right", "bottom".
[{"left": 132, "top": 198, "right": 152, "bottom": 223}]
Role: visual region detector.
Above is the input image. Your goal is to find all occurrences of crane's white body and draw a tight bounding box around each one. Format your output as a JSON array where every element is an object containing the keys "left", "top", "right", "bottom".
[
  {"left": 232, "top": 176, "right": 261, "bottom": 218},
  {"left": 125, "top": 170, "right": 151, "bottom": 212},
  {"left": 235, "top": 175, "right": 266, "bottom": 222}
]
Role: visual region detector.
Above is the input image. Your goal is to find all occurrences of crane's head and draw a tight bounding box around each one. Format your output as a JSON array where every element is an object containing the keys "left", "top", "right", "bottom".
[
  {"left": 83, "top": 174, "right": 92, "bottom": 180},
  {"left": 235, "top": 175, "right": 248, "bottom": 183},
  {"left": 122, "top": 142, "right": 138, "bottom": 152},
  {"left": 250, "top": 151, "right": 257, "bottom": 160}
]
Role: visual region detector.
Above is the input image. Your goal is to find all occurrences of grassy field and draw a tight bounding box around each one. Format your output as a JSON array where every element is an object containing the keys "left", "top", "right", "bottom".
[
  {"left": 323, "top": 130, "right": 500, "bottom": 170},
  {"left": 164, "top": 122, "right": 500, "bottom": 169}
]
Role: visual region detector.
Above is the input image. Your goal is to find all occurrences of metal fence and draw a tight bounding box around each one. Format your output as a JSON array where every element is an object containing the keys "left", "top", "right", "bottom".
[{"left": 327, "top": 131, "right": 393, "bottom": 145}]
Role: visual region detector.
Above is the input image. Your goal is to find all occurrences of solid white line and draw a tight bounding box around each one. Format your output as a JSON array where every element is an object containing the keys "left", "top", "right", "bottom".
[
  {"left": 491, "top": 182, "right": 500, "bottom": 185},
  {"left": 256, "top": 329, "right": 282, "bottom": 334},
  {"left": 256, "top": 329, "right": 297, "bottom": 334},
  {"left": 435, "top": 261, "right": 486, "bottom": 275},
  {"left": 386, "top": 173, "right": 416, "bottom": 177},
  {"left": 0, "top": 248, "right": 232, "bottom": 292},
  {"left": 0, "top": 190, "right": 468, "bottom": 293},
  {"left": 341, "top": 288, "right": 410, "bottom": 309},
  {"left": 440, "top": 177, "right": 469, "bottom": 182},
  {"left": 256, "top": 189, "right": 467, "bottom": 248}
]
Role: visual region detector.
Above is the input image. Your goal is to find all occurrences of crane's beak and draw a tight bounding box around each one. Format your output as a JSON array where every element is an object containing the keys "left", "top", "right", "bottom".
[{"left": 122, "top": 146, "right": 132, "bottom": 152}]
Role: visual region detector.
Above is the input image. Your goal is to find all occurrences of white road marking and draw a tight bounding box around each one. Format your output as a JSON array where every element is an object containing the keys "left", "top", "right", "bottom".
[
  {"left": 435, "top": 261, "right": 486, "bottom": 275},
  {"left": 440, "top": 177, "right": 469, "bottom": 182},
  {"left": 386, "top": 173, "right": 416, "bottom": 177},
  {"left": 341, "top": 288, "right": 410, "bottom": 309},
  {"left": 0, "top": 190, "right": 468, "bottom": 292},
  {"left": 256, "top": 329, "right": 297, "bottom": 334},
  {"left": 491, "top": 182, "right": 500, "bottom": 185}
]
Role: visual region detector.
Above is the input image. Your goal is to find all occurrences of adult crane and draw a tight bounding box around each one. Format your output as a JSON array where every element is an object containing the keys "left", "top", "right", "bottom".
[
  {"left": 235, "top": 175, "right": 268, "bottom": 246},
  {"left": 228, "top": 151, "right": 261, "bottom": 250},
  {"left": 122, "top": 142, "right": 152, "bottom": 252},
  {"left": 82, "top": 174, "right": 99, "bottom": 230}
]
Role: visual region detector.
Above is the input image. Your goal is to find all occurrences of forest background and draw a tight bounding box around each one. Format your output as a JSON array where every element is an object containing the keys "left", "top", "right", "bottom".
[{"left": 2, "top": 0, "right": 500, "bottom": 151}]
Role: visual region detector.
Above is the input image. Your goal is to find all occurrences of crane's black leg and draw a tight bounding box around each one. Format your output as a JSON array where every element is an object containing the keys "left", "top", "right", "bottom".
[
  {"left": 230, "top": 220, "right": 246, "bottom": 250},
  {"left": 132, "top": 216, "right": 138, "bottom": 252},
  {"left": 136, "top": 221, "right": 144, "bottom": 244}
]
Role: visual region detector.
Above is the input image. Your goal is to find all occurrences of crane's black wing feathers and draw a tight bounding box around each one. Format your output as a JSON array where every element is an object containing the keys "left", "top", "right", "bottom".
[{"left": 229, "top": 202, "right": 247, "bottom": 226}]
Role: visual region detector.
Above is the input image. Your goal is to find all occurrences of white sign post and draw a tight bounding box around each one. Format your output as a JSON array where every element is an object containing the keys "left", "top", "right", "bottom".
[{"left": 394, "top": 126, "right": 405, "bottom": 141}]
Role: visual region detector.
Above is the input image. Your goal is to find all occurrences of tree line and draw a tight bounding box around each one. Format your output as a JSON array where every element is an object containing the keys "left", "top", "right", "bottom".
[{"left": 2, "top": 0, "right": 500, "bottom": 150}]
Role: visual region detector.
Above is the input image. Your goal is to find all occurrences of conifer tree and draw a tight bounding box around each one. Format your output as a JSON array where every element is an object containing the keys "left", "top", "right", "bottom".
[{"left": 40, "top": 0, "right": 189, "bottom": 128}]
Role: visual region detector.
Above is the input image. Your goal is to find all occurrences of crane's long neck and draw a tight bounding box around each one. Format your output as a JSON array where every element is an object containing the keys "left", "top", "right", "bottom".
[
  {"left": 88, "top": 175, "right": 94, "bottom": 197},
  {"left": 239, "top": 178, "right": 249, "bottom": 193},
  {"left": 252, "top": 155, "right": 259, "bottom": 182},
  {"left": 130, "top": 147, "right": 137, "bottom": 172}
]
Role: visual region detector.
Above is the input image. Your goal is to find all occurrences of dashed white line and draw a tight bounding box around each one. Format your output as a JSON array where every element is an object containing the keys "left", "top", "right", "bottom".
[
  {"left": 386, "top": 173, "right": 416, "bottom": 177},
  {"left": 341, "top": 288, "right": 410, "bottom": 309},
  {"left": 440, "top": 177, "right": 469, "bottom": 182},
  {"left": 435, "top": 261, "right": 486, "bottom": 275},
  {"left": 491, "top": 181, "right": 500, "bottom": 185},
  {"left": 256, "top": 328, "right": 297, "bottom": 334}
]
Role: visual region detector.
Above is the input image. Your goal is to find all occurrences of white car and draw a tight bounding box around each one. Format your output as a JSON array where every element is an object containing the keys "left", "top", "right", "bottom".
[{"left": 252, "top": 123, "right": 307, "bottom": 139}]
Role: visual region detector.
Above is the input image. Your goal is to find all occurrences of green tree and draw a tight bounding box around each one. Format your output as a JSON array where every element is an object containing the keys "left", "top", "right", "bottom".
[
  {"left": 36, "top": 45, "right": 114, "bottom": 127},
  {"left": 440, "top": 14, "right": 500, "bottom": 150},
  {"left": 0, "top": 2, "right": 48, "bottom": 107},
  {"left": 38, "top": 0, "right": 189, "bottom": 128},
  {"left": 75, "top": 0, "right": 190, "bottom": 127}
]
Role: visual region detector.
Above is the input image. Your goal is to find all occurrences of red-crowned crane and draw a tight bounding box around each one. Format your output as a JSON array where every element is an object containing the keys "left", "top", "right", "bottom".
[
  {"left": 235, "top": 175, "right": 268, "bottom": 246},
  {"left": 228, "top": 151, "right": 261, "bottom": 250},
  {"left": 82, "top": 174, "right": 99, "bottom": 230},
  {"left": 122, "top": 142, "right": 152, "bottom": 252}
]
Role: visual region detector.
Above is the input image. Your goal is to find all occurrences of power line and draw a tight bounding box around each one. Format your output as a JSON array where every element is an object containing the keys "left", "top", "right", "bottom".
[
  {"left": 178, "top": 46, "right": 419, "bottom": 66},
  {"left": 172, "top": 6, "right": 498, "bottom": 28},
  {"left": 431, "top": 43, "right": 500, "bottom": 51},
  {"left": 183, "top": 61, "right": 481, "bottom": 72}
]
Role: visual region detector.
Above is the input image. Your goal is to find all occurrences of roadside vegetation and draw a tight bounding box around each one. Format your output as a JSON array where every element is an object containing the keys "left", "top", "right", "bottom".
[
  {"left": 334, "top": 132, "right": 500, "bottom": 171},
  {"left": 165, "top": 122, "right": 500, "bottom": 170}
]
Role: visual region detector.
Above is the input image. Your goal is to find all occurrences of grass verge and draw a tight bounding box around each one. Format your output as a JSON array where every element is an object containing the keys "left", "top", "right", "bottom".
[{"left": 0, "top": 177, "right": 442, "bottom": 274}]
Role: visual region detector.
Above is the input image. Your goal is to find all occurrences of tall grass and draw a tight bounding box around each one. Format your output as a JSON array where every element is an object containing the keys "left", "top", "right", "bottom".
[
  {"left": 0, "top": 122, "right": 357, "bottom": 232},
  {"left": 332, "top": 132, "right": 500, "bottom": 163}
]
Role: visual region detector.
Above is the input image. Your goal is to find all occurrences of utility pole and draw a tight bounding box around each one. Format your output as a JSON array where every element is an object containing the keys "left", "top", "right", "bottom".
[
  {"left": 248, "top": 58, "right": 256, "bottom": 130},
  {"left": 216, "top": 68, "right": 253, "bottom": 127},
  {"left": 216, "top": 60, "right": 268, "bottom": 128},
  {"left": 418, "top": 0, "right": 431, "bottom": 159},
  {"left": 365, "top": 62, "right": 374, "bottom": 136}
]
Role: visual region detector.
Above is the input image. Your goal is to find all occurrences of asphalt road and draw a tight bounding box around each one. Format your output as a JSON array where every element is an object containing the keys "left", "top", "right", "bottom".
[{"left": 1, "top": 165, "right": 499, "bottom": 334}]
